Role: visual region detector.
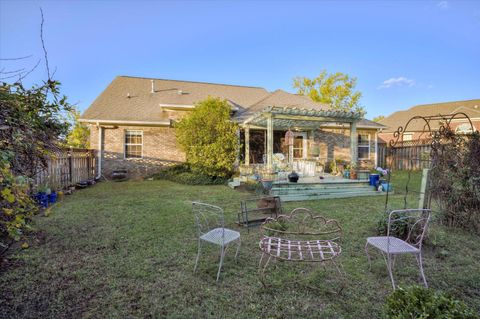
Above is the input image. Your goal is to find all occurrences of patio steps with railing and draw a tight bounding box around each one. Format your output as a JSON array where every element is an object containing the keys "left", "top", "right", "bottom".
[{"left": 270, "top": 179, "right": 386, "bottom": 202}]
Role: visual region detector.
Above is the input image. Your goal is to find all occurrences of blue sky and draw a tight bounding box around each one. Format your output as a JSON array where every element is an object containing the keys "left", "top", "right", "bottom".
[{"left": 1, "top": 0, "right": 479, "bottom": 119}]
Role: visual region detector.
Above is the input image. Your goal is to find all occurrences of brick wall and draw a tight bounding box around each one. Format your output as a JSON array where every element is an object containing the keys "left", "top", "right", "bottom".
[
  {"left": 315, "top": 127, "right": 377, "bottom": 168},
  {"left": 89, "top": 125, "right": 185, "bottom": 179}
]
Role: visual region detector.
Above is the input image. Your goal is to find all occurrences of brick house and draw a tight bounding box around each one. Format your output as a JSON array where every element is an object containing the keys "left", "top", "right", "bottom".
[
  {"left": 80, "top": 76, "right": 385, "bottom": 178},
  {"left": 378, "top": 99, "right": 480, "bottom": 144}
]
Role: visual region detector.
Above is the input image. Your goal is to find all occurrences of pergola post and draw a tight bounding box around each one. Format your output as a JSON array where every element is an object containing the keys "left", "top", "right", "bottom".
[
  {"left": 266, "top": 113, "right": 273, "bottom": 169},
  {"left": 350, "top": 121, "right": 358, "bottom": 164},
  {"left": 244, "top": 125, "right": 250, "bottom": 166}
]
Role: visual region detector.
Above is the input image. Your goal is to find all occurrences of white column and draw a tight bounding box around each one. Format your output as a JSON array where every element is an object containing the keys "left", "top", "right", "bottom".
[
  {"left": 266, "top": 114, "right": 273, "bottom": 169},
  {"left": 374, "top": 131, "right": 378, "bottom": 167},
  {"left": 244, "top": 126, "right": 250, "bottom": 166},
  {"left": 350, "top": 121, "right": 358, "bottom": 164}
]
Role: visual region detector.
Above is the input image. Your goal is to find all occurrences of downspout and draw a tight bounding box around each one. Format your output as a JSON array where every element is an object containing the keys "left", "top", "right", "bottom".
[
  {"left": 374, "top": 131, "right": 378, "bottom": 167},
  {"left": 96, "top": 124, "right": 103, "bottom": 179}
]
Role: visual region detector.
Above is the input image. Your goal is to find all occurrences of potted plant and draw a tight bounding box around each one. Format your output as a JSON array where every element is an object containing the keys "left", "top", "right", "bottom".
[
  {"left": 36, "top": 184, "right": 50, "bottom": 208},
  {"left": 48, "top": 188, "right": 57, "bottom": 204},
  {"left": 349, "top": 162, "right": 358, "bottom": 180},
  {"left": 288, "top": 171, "right": 299, "bottom": 183}
]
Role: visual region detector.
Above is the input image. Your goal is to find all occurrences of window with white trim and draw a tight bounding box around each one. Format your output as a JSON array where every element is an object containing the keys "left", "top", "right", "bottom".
[
  {"left": 403, "top": 133, "right": 413, "bottom": 141},
  {"left": 358, "top": 133, "right": 370, "bottom": 159},
  {"left": 125, "top": 130, "right": 143, "bottom": 158},
  {"left": 455, "top": 123, "right": 473, "bottom": 134}
]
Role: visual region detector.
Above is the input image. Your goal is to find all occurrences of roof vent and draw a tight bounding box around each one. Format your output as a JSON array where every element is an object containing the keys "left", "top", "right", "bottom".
[
  {"left": 177, "top": 90, "right": 183, "bottom": 95},
  {"left": 151, "top": 80, "right": 155, "bottom": 94},
  {"left": 127, "top": 92, "right": 131, "bottom": 98}
]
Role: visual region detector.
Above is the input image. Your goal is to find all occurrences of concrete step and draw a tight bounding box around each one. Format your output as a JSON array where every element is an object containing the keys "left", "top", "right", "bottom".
[
  {"left": 277, "top": 190, "right": 386, "bottom": 202},
  {"left": 271, "top": 186, "right": 375, "bottom": 196}
]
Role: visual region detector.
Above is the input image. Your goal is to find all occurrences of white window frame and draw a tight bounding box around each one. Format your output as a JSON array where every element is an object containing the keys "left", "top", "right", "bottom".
[
  {"left": 124, "top": 130, "right": 143, "bottom": 159},
  {"left": 403, "top": 133, "right": 413, "bottom": 141},
  {"left": 358, "top": 133, "right": 370, "bottom": 160}
]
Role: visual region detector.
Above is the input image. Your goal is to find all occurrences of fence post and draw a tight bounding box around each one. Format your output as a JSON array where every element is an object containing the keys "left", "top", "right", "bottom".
[{"left": 68, "top": 147, "right": 73, "bottom": 185}]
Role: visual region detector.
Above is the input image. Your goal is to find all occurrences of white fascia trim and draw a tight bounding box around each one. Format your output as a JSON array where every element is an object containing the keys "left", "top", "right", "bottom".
[
  {"left": 160, "top": 103, "right": 195, "bottom": 109},
  {"left": 79, "top": 119, "right": 171, "bottom": 126}
]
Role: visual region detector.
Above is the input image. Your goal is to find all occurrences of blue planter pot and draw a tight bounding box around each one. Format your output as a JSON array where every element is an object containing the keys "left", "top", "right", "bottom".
[
  {"left": 381, "top": 182, "right": 392, "bottom": 192},
  {"left": 49, "top": 192, "right": 57, "bottom": 204},
  {"left": 261, "top": 180, "right": 274, "bottom": 191},
  {"left": 36, "top": 192, "right": 49, "bottom": 208}
]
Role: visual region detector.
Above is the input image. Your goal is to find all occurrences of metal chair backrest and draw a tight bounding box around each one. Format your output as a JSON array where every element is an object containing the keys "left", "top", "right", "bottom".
[
  {"left": 192, "top": 202, "right": 224, "bottom": 237},
  {"left": 387, "top": 209, "right": 431, "bottom": 249},
  {"left": 262, "top": 207, "right": 342, "bottom": 242}
]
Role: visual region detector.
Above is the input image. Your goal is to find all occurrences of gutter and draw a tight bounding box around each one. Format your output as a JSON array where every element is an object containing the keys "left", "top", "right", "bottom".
[{"left": 80, "top": 119, "right": 171, "bottom": 126}]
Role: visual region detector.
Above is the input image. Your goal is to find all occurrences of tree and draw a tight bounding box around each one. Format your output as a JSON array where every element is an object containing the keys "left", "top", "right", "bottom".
[
  {"left": 175, "top": 97, "right": 238, "bottom": 177},
  {"left": 66, "top": 107, "right": 90, "bottom": 148},
  {"left": 293, "top": 70, "right": 365, "bottom": 114},
  {"left": 372, "top": 115, "right": 385, "bottom": 122}
]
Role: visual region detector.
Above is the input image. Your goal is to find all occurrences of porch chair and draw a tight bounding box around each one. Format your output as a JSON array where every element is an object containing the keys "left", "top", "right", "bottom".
[
  {"left": 192, "top": 202, "right": 241, "bottom": 282},
  {"left": 365, "top": 209, "right": 431, "bottom": 289}
]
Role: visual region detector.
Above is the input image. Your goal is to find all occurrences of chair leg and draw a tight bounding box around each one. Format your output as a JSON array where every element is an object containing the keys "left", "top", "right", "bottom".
[
  {"left": 194, "top": 239, "right": 202, "bottom": 273},
  {"left": 416, "top": 253, "right": 428, "bottom": 288},
  {"left": 365, "top": 241, "right": 372, "bottom": 270},
  {"left": 387, "top": 254, "right": 396, "bottom": 290},
  {"left": 235, "top": 238, "right": 241, "bottom": 261},
  {"left": 216, "top": 245, "right": 225, "bottom": 282}
]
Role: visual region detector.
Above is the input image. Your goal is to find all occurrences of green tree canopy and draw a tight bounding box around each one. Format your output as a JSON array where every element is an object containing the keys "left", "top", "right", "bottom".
[
  {"left": 372, "top": 115, "right": 385, "bottom": 122},
  {"left": 66, "top": 107, "right": 90, "bottom": 148},
  {"left": 175, "top": 97, "right": 238, "bottom": 178},
  {"left": 293, "top": 70, "right": 365, "bottom": 115}
]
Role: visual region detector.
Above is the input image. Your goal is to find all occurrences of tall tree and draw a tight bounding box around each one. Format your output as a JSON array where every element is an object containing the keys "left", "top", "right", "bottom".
[
  {"left": 175, "top": 97, "right": 238, "bottom": 177},
  {"left": 372, "top": 115, "right": 385, "bottom": 122},
  {"left": 66, "top": 107, "right": 90, "bottom": 148},
  {"left": 293, "top": 70, "right": 365, "bottom": 114}
]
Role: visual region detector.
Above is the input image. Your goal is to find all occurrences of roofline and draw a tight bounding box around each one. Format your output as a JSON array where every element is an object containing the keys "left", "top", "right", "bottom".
[
  {"left": 117, "top": 75, "right": 266, "bottom": 90},
  {"left": 79, "top": 119, "right": 171, "bottom": 126}
]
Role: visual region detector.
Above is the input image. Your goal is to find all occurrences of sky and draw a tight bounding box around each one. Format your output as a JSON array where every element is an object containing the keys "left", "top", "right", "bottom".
[{"left": 1, "top": 0, "right": 479, "bottom": 119}]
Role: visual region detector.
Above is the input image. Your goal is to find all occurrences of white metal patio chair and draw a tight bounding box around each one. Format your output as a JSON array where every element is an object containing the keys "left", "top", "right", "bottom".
[
  {"left": 192, "top": 202, "right": 241, "bottom": 282},
  {"left": 365, "top": 209, "right": 431, "bottom": 289}
]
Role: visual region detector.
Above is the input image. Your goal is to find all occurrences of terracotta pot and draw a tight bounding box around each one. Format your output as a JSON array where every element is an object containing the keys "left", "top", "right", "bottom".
[{"left": 350, "top": 170, "right": 357, "bottom": 180}]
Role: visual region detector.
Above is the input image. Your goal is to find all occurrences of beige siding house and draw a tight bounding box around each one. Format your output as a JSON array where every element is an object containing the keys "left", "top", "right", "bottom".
[{"left": 80, "top": 76, "right": 385, "bottom": 178}]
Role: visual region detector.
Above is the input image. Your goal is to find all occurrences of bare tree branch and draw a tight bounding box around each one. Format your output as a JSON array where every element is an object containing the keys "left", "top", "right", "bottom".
[
  {"left": 0, "top": 55, "right": 33, "bottom": 61},
  {"left": 40, "top": 7, "right": 51, "bottom": 81}
]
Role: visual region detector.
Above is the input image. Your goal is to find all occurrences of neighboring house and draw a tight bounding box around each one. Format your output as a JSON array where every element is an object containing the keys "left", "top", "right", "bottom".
[
  {"left": 80, "top": 76, "right": 385, "bottom": 178},
  {"left": 378, "top": 99, "right": 480, "bottom": 145}
]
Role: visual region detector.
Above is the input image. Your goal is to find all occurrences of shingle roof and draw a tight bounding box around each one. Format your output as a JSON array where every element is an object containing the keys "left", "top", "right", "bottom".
[
  {"left": 81, "top": 76, "right": 270, "bottom": 122},
  {"left": 379, "top": 99, "right": 480, "bottom": 132}
]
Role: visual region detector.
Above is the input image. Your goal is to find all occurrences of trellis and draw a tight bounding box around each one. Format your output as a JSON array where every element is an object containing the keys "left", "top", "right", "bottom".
[{"left": 383, "top": 112, "right": 476, "bottom": 211}]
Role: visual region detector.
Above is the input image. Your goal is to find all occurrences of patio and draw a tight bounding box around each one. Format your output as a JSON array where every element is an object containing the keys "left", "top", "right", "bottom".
[{"left": 1, "top": 171, "right": 479, "bottom": 318}]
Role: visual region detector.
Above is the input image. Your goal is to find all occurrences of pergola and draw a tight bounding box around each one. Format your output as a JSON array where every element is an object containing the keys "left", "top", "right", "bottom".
[{"left": 238, "top": 106, "right": 363, "bottom": 169}]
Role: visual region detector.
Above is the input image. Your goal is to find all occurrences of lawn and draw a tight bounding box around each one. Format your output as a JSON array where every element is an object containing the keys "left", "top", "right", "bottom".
[{"left": 1, "top": 171, "right": 479, "bottom": 318}]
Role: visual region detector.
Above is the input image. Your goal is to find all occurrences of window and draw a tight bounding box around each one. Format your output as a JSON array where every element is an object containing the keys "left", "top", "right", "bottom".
[
  {"left": 358, "top": 133, "right": 370, "bottom": 159},
  {"left": 292, "top": 132, "right": 307, "bottom": 159},
  {"left": 403, "top": 133, "right": 413, "bottom": 141},
  {"left": 125, "top": 130, "right": 143, "bottom": 158},
  {"left": 455, "top": 123, "right": 474, "bottom": 134}
]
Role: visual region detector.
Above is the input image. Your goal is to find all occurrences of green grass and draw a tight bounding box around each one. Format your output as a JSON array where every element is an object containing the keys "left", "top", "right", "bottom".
[{"left": 1, "top": 171, "right": 479, "bottom": 318}]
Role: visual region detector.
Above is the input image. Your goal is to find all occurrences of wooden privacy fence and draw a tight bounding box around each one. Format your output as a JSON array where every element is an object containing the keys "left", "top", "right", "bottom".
[
  {"left": 378, "top": 143, "right": 431, "bottom": 170},
  {"left": 34, "top": 148, "right": 97, "bottom": 190}
]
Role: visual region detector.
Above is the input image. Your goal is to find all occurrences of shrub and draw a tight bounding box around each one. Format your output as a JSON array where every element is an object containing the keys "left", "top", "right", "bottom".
[
  {"left": 430, "top": 130, "right": 480, "bottom": 234},
  {"left": 175, "top": 97, "right": 238, "bottom": 178},
  {"left": 376, "top": 211, "right": 414, "bottom": 240},
  {"left": 384, "top": 286, "right": 478, "bottom": 319},
  {"left": 151, "top": 164, "right": 227, "bottom": 185},
  {"left": 1, "top": 158, "right": 37, "bottom": 246}
]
